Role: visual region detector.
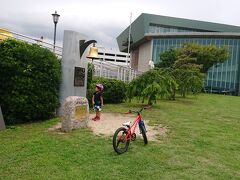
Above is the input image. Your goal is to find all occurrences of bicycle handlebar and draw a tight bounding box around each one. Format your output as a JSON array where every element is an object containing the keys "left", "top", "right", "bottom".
[{"left": 128, "top": 107, "right": 145, "bottom": 114}]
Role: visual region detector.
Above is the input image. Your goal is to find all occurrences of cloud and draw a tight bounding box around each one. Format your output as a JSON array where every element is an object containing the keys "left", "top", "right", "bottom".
[{"left": 1, "top": 0, "right": 240, "bottom": 50}]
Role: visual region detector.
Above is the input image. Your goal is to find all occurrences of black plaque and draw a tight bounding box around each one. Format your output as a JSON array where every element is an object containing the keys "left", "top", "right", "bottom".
[{"left": 74, "top": 67, "right": 85, "bottom": 86}]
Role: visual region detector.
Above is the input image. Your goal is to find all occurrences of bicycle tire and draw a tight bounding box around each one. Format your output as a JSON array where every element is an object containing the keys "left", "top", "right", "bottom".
[
  {"left": 139, "top": 124, "right": 148, "bottom": 144},
  {"left": 113, "top": 127, "right": 130, "bottom": 154}
]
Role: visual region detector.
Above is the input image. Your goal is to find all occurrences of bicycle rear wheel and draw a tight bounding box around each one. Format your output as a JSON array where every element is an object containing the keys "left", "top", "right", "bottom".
[
  {"left": 139, "top": 124, "right": 148, "bottom": 144},
  {"left": 113, "top": 127, "right": 130, "bottom": 154}
]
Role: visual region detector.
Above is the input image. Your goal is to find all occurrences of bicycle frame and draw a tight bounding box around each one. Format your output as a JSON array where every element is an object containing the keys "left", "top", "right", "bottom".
[{"left": 124, "top": 114, "right": 142, "bottom": 141}]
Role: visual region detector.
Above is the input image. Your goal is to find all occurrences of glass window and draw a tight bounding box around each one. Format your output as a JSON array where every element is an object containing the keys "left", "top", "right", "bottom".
[
  {"left": 160, "top": 39, "right": 164, "bottom": 45},
  {"left": 226, "top": 82, "right": 230, "bottom": 89},
  {"left": 233, "top": 39, "right": 237, "bottom": 46},
  {"left": 149, "top": 26, "right": 155, "bottom": 33},
  {"left": 168, "top": 39, "right": 171, "bottom": 46},
  {"left": 227, "top": 71, "right": 230, "bottom": 82},
  {"left": 233, "top": 48, "right": 236, "bottom": 66},
  {"left": 165, "top": 39, "right": 169, "bottom": 47},
  {"left": 172, "top": 39, "right": 176, "bottom": 46},
  {"left": 154, "top": 39, "right": 157, "bottom": 45},
  {"left": 220, "top": 39, "right": 225, "bottom": 46}
]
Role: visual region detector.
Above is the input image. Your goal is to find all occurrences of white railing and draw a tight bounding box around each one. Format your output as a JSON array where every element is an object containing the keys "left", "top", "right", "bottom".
[
  {"left": 93, "top": 60, "right": 142, "bottom": 82},
  {"left": 0, "top": 29, "right": 142, "bottom": 82},
  {"left": 0, "top": 30, "right": 62, "bottom": 57}
]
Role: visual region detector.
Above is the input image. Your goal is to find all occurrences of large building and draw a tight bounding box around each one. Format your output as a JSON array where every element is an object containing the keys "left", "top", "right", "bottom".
[
  {"left": 97, "top": 49, "right": 130, "bottom": 66},
  {"left": 117, "top": 13, "right": 240, "bottom": 95}
]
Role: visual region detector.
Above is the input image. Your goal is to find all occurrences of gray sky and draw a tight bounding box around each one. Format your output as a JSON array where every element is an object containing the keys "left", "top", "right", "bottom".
[{"left": 1, "top": 0, "right": 240, "bottom": 50}]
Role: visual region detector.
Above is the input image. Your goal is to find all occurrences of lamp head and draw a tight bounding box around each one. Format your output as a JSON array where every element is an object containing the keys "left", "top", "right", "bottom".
[{"left": 52, "top": 11, "right": 60, "bottom": 24}]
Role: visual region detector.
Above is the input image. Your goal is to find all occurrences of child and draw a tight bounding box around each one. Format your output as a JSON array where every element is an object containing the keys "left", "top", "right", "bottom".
[{"left": 92, "top": 84, "right": 104, "bottom": 121}]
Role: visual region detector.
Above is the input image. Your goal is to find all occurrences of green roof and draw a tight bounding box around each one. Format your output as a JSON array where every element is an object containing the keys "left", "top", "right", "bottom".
[{"left": 117, "top": 13, "right": 240, "bottom": 51}]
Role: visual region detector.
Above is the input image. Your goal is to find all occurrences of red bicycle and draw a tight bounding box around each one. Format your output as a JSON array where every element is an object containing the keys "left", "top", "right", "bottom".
[{"left": 112, "top": 107, "right": 148, "bottom": 154}]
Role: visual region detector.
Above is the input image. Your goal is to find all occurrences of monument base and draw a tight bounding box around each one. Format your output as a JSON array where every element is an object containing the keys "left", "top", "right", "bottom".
[{"left": 61, "top": 96, "right": 89, "bottom": 133}]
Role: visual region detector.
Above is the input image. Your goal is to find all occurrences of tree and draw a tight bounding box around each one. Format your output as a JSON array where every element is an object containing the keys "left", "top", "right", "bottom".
[
  {"left": 155, "top": 43, "right": 229, "bottom": 97},
  {"left": 178, "top": 43, "right": 229, "bottom": 73},
  {"left": 127, "top": 69, "right": 177, "bottom": 105},
  {"left": 172, "top": 55, "right": 204, "bottom": 97},
  {"left": 155, "top": 48, "right": 177, "bottom": 68},
  {"left": 156, "top": 43, "right": 229, "bottom": 73}
]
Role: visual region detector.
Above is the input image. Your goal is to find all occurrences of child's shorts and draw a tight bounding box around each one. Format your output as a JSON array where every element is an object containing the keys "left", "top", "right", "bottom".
[{"left": 93, "top": 105, "right": 102, "bottom": 111}]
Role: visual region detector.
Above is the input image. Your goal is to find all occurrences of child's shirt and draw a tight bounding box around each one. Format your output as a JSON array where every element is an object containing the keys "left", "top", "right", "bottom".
[{"left": 93, "top": 91, "right": 102, "bottom": 106}]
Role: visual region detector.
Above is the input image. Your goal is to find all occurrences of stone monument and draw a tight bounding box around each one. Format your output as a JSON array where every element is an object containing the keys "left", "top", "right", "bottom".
[
  {"left": 0, "top": 106, "right": 6, "bottom": 130},
  {"left": 59, "top": 30, "right": 89, "bottom": 115},
  {"left": 61, "top": 96, "right": 89, "bottom": 132}
]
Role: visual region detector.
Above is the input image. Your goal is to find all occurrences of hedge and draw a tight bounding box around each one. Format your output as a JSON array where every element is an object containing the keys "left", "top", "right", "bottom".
[
  {"left": 87, "top": 77, "right": 127, "bottom": 105},
  {"left": 0, "top": 39, "right": 61, "bottom": 124}
]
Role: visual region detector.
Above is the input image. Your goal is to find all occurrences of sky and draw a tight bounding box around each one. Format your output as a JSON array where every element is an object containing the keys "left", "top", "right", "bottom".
[{"left": 1, "top": 0, "right": 240, "bottom": 50}]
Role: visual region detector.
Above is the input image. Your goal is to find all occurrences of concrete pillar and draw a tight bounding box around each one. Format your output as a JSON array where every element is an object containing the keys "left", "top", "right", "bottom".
[{"left": 59, "top": 30, "right": 89, "bottom": 115}]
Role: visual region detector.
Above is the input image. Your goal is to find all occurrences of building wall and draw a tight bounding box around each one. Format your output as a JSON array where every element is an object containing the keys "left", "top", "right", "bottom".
[
  {"left": 137, "top": 41, "right": 152, "bottom": 72},
  {"left": 131, "top": 48, "right": 139, "bottom": 70},
  {"left": 152, "top": 38, "right": 240, "bottom": 95},
  {"left": 118, "top": 13, "right": 240, "bottom": 95}
]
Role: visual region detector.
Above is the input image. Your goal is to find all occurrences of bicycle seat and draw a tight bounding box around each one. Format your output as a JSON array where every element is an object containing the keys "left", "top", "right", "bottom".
[{"left": 122, "top": 121, "right": 131, "bottom": 127}]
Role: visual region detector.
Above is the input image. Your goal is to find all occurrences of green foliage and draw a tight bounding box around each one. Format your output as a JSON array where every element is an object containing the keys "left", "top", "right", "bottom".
[
  {"left": 156, "top": 48, "right": 177, "bottom": 68},
  {"left": 155, "top": 43, "right": 228, "bottom": 97},
  {"left": 156, "top": 43, "right": 229, "bottom": 73},
  {"left": 0, "top": 39, "right": 61, "bottom": 124},
  {"left": 87, "top": 77, "right": 127, "bottom": 105},
  {"left": 177, "top": 43, "right": 229, "bottom": 73},
  {"left": 87, "top": 63, "right": 94, "bottom": 88},
  {"left": 127, "top": 69, "right": 177, "bottom": 105},
  {"left": 172, "top": 54, "right": 205, "bottom": 97},
  {"left": 172, "top": 70, "right": 204, "bottom": 98}
]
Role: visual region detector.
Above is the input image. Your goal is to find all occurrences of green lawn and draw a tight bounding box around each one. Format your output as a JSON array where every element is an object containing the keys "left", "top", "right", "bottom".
[{"left": 0, "top": 94, "right": 240, "bottom": 179}]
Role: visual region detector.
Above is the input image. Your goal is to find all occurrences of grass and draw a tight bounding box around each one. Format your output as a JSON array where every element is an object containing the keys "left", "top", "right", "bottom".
[{"left": 0, "top": 94, "right": 240, "bottom": 179}]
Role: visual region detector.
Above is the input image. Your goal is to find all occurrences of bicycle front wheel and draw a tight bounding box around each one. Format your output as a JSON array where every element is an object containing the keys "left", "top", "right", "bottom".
[{"left": 113, "top": 127, "right": 130, "bottom": 154}]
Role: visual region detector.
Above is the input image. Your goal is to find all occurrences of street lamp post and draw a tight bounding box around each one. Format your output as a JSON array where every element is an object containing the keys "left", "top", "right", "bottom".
[{"left": 51, "top": 11, "right": 60, "bottom": 52}]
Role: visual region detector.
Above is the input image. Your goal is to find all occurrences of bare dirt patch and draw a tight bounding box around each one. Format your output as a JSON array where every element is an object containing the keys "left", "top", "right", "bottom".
[
  {"left": 88, "top": 113, "right": 167, "bottom": 141},
  {"left": 49, "top": 113, "right": 168, "bottom": 141}
]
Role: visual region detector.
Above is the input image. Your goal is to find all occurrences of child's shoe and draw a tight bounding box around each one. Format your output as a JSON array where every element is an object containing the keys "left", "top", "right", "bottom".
[
  {"left": 95, "top": 116, "right": 100, "bottom": 121},
  {"left": 92, "top": 116, "right": 97, "bottom": 121}
]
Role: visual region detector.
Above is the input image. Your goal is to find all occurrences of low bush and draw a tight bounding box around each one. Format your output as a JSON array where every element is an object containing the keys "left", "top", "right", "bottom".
[{"left": 87, "top": 77, "right": 127, "bottom": 105}]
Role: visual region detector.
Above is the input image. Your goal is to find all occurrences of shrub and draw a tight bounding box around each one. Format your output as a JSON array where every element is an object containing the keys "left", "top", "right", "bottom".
[
  {"left": 87, "top": 77, "right": 127, "bottom": 104},
  {"left": 0, "top": 39, "right": 61, "bottom": 124},
  {"left": 127, "top": 68, "right": 177, "bottom": 105},
  {"left": 87, "top": 63, "right": 94, "bottom": 89}
]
